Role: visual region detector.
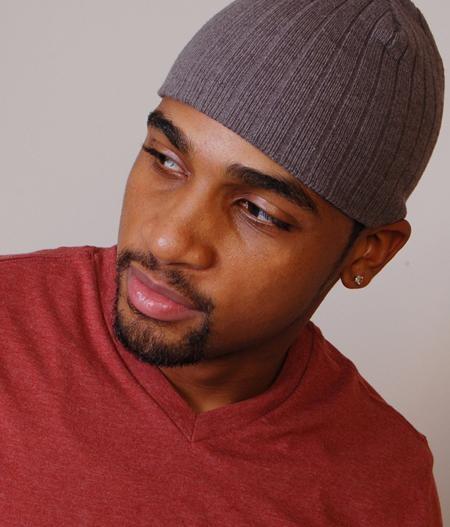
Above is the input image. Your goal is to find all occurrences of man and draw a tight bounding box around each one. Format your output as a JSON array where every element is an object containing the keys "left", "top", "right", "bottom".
[{"left": 0, "top": 0, "right": 444, "bottom": 525}]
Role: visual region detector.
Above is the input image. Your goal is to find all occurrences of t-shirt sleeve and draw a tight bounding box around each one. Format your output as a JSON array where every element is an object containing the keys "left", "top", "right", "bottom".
[
  {"left": 404, "top": 440, "right": 443, "bottom": 526},
  {"left": 422, "top": 470, "right": 443, "bottom": 526}
]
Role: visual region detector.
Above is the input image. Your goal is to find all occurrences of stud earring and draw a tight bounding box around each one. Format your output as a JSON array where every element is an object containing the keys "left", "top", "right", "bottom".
[{"left": 354, "top": 275, "right": 364, "bottom": 286}]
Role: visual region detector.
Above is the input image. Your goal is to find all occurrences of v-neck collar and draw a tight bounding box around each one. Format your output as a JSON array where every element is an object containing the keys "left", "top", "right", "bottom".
[{"left": 95, "top": 245, "right": 314, "bottom": 443}]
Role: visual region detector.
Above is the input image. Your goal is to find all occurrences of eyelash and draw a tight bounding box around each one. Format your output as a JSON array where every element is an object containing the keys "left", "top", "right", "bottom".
[
  {"left": 142, "top": 144, "right": 292, "bottom": 232},
  {"left": 239, "top": 200, "right": 291, "bottom": 231}
]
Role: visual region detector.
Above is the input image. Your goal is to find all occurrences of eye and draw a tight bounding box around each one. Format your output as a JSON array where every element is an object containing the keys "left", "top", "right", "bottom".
[
  {"left": 239, "top": 199, "right": 291, "bottom": 232},
  {"left": 142, "top": 145, "right": 183, "bottom": 173},
  {"left": 162, "top": 157, "right": 180, "bottom": 171}
]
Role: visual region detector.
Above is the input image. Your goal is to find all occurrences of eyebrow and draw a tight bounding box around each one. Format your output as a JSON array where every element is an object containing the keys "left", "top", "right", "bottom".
[
  {"left": 226, "top": 164, "right": 319, "bottom": 215},
  {"left": 146, "top": 110, "right": 319, "bottom": 215},
  {"left": 147, "top": 110, "right": 192, "bottom": 155}
]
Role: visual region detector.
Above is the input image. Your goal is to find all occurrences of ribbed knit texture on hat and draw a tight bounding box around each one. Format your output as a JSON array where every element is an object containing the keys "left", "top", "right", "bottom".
[{"left": 158, "top": 0, "right": 445, "bottom": 227}]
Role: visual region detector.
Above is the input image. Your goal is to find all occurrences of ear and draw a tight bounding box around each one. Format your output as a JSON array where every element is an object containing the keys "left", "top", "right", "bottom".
[{"left": 340, "top": 219, "right": 411, "bottom": 289}]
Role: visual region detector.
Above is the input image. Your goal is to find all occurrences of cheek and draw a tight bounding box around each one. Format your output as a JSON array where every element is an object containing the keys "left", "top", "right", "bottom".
[
  {"left": 118, "top": 164, "right": 154, "bottom": 244},
  {"left": 210, "top": 246, "right": 326, "bottom": 338}
]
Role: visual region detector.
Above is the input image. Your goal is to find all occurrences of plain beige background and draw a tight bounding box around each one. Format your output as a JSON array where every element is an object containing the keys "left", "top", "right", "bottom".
[{"left": 1, "top": 0, "right": 449, "bottom": 521}]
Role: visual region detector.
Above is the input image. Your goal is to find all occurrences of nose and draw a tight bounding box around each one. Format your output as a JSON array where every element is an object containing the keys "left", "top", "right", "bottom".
[{"left": 143, "top": 189, "right": 217, "bottom": 271}]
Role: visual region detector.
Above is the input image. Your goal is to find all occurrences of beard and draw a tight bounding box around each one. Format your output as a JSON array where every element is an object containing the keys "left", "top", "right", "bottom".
[
  {"left": 112, "top": 224, "right": 355, "bottom": 369},
  {"left": 113, "top": 249, "right": 214, "bottom": 368}
]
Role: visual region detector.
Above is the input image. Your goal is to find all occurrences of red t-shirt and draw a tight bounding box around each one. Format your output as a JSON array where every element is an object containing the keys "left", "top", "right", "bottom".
[{"left": 0, "top": 245, "right": 442, "bottom": 526}]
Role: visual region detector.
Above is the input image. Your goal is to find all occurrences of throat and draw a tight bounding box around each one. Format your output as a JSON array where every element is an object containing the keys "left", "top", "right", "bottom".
[{"left": 158, "top": 347, "right": 289, "bottom": 414}]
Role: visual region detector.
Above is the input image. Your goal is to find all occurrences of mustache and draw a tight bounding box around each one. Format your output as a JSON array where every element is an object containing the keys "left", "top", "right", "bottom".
[{"left": 116, "top": 249, "right": 214, "bottom": 315}]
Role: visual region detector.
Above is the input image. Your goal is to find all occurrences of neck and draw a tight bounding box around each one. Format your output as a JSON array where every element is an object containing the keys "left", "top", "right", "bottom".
[{"left": 159, "top": 329, "right": 300, "bottom": 414}]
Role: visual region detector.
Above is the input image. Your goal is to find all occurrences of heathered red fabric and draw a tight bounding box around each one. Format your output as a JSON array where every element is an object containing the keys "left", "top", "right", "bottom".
[{"left": 0, "top": 245, "right": 442, "bottom": 526}]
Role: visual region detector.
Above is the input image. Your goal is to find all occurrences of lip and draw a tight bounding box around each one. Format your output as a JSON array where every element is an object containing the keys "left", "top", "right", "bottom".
[{"left": 126, "top": 264, "right": 201, "bottom": 322}]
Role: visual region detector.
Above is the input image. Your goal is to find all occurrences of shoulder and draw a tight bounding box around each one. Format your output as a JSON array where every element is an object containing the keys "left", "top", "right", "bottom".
[
  {"left": 308, "top": 322, "right": 426, "bottom": 436},
  {"left": 295, "top": 323, "right": 442, "bottom": 521},
  {"left": 0, "top": 244, "right": 103, "bottom": 267},
  {"left": 0, "top": 244, "right": 116, "bottom": 321},
  {"left": 307, "top": 322, "right": 435, "bottom": 480},
  {"left": 0, "top": 244, "right": 115, "bottom": 283}
]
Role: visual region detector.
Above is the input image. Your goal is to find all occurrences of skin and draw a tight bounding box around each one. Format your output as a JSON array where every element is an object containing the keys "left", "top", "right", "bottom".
[{"left": 115, "top": 97, "right": 411, "bottom": 413}]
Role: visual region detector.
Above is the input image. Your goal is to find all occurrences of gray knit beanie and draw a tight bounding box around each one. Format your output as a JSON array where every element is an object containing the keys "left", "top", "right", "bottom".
[{"left": 158, "top": 0, "right": 445, "bottom": 227}]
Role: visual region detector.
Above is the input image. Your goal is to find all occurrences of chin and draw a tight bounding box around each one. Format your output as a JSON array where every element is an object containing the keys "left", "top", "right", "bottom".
[{"left": 113, "top": 295, "right": 211, "bottom": 368}]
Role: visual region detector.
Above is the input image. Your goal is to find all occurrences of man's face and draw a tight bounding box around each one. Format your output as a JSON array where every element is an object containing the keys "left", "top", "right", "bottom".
[{"left": 115, "top": 97, "right": 354, "bottom": 367}]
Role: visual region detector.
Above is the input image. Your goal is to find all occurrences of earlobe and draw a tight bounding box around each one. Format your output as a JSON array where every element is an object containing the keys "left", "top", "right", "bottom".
[{"left": 340, "top": 219, "right": 411, "bottom": 289}]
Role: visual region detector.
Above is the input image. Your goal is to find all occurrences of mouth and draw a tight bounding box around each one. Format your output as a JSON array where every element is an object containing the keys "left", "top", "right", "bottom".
[{"left": 126, "top": 264, "right": 201, "bottom": 322}]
